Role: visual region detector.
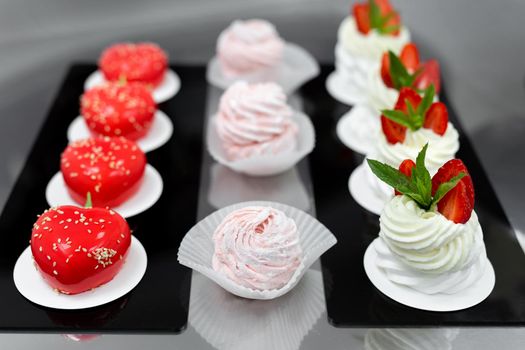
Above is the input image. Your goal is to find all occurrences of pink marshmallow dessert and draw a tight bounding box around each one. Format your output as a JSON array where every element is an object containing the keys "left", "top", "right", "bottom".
[
  {"left": 216, "top": 81, "right": 299, "bottom": 161},
  {"left": 212, "top": 206, "right": 303, "bottom": 291},
  {"left": 217, "top": 19, "right": 285, "bottom": 78}
]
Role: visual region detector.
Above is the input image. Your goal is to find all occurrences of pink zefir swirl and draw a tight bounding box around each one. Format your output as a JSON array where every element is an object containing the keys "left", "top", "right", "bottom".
[
  {"left": 216, "top": 81, "right": 299, "bottom": 161},
  {"left": 217, "top": 19, "right": 285, "bottom": 77},
  {"left": 212, "top": 206, "right": 303, "bottom": 291}
]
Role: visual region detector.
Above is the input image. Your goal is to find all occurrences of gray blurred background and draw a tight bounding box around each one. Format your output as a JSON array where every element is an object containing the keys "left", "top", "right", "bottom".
[{"left": 0, "top": 0, "right": 523, "bottom": 234}]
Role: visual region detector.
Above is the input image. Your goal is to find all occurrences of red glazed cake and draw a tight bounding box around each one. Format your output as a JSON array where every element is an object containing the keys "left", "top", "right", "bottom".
[
  {"left": 99, "top": 43, "right": 168, "bottom": 87},
  {"left": 81, "top": 82, "right": 156, "bottom": 141},
  {"left": 30, "top": 204, "right": 131, "bottom": 294},
  {"left": 61, "top": 137, "right": 146, "bottom": 208}
]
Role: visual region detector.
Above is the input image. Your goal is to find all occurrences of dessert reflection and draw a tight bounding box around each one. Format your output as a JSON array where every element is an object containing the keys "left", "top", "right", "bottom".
[
  {"left": 189, "top": 269, "right": 324, "bottom": 350},
  {"left": 364, "top": 328, "right": 459, "bottom": 350},
  {"left": 207, "top": 163, "right": 310, "bottom": 212},
  {"left": 45, "top": 295, "right": 129, "bottom": 343}
]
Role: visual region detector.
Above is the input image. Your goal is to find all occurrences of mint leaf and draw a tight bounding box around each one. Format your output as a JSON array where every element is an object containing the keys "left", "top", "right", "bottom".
[
  {"left": 367, "top": 159, "right": 416, "bottom": 194},
  {"left": 417, "top": 84, "right": 435, "bottom": 116},
  {"left": 412, "top": 144, "right": 432, "bottom": 208},
  {"left": 431, "top": 172, "right": 466, "bottom": 206},
  {"left": 379, "top": 24, "right": 401, "bottom": 34},
  {"left": 369, "top": 0, "right": 382, "bottom": 28},
  {"left": 381, "top": 109, "right": 413, "bottom": 129},
  {"left": 389, "top": 51, "right": 409, "bottom": 89}
]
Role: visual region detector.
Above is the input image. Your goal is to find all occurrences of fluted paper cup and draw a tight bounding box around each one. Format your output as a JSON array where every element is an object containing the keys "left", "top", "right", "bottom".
[
  {"left": 177, "top": 201, "right": 337, "bottom": 300},
  {"left": 189, "top": 270, "right": 325, "bottom": 350},
  {"left": 207, "top": 111, "right": 315, "bottom": 177},
  {"left": 206, "top": 42, "right": 320, "bottom": 94}
]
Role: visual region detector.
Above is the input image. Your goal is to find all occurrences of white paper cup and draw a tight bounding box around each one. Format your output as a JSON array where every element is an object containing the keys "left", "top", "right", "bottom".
[
  {"left": 206, "top": 43, "right": 320, "bottom": 94},
  {"left": 189, "top": 269, "right": 325, "bottom": 350},
  {"left": 178, "top": 201, "right": 337, "bottom": 300},
  {"left": 67, "top": 110, "right": 173, "bottom": 153},
  {"left": 349, "top": 162, "right": 392, "bottom": 216},
  {"left": 84, "top": 69, "right": 181, "bottom": 104},
  {"left": 207, "top": 111, "right": 315, "bottom": 177},
  {"left": 336, "top": 104, "right": 380, "bottom": 155}
]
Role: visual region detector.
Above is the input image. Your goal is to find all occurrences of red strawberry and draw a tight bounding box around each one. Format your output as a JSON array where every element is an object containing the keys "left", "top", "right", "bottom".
[
  {"left": 375, "top": 0, "right": 394, "bottom": 14},
  {"left": 81, "top": 82, "right": 156, "bottom": 141},
  {"left": 380, "top": 52, "right": 393, "bottom": 88},
  {"left": 30, "top": 205, "right": 131, "bottom": 294},
  {"left": 384, "top": 10, "right": 401, "bottom": 36},
  {"left": 415, "top": 59, "right": 441, "bottom": 93},
  {"left": 381, "top": 115, "right": 407, "bottom": 144},
  {"left": 394, "top": 159, "right": 415, "bottom": 195},
  {"left": 99, "top": 42, "right": 168, "bottom": 87},
  {"left": 400, "top": 43, "right": 420, "bottom": 73},
  {"left": 353, "top": 3, "right": 371, "bottom": 34},
  {"left": 431, "top": 159, "right": 475, "bottom": 223},
  {"left": 395, "top": 87, "right": 422, "bottom": 113},
  {"left": 424, "top": 102, "right": 448, "bottom": 135},
  {"left": 61, "top": 137, "right": 146, "bottom": 208}
]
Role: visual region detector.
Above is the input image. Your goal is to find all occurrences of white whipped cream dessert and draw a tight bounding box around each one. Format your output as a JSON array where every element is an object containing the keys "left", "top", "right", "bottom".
[
  {"left": 366, "top": 68, "right": 399, "bottom": 112},
  {"left": 333, "top": 17, "right": 410, "bottom": 96},
  {"left": 375, "top": 195, "right": 488, "bottom": 294},
  {"left": 365, "top": 123, "right": 460, "bottom": 202},
  {"left": 212, "top": 206, "right": 303, "bottom": 291}
]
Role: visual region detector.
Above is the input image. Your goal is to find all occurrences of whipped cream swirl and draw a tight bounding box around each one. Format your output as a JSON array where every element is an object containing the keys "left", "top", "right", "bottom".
[
  {"left": 338, "top": 17, "right": 410, "bottom": 60},
  {"left": 212, "top": 206, "right": 303, "bottom": 291},
  {"left": 217, "top": 19, "right": 285, "bottom": 77},
  {"left": 366, "top": 68, "right": 399, "bottom": 112},
  {"left": 216, "top": 81, "right": 298, "bottom": 161},
  {"left": 376, "top": 195, "right": 487, "bottom": 294},
  {"left": 375, "top": 123, "right": 460, "bottom": 174}
]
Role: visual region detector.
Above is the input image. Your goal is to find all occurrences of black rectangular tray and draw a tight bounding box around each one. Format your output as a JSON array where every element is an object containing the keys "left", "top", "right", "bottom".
[
  {"left": 305, "top": 67, "right": 525, "bottom": 326},
  {"left": 0, "top": 65, "right": 205, "bottom": 333}
]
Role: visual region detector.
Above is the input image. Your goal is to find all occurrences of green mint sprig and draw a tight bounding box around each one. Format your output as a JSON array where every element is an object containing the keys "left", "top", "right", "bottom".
[
  {"left": 387, "top": 51, "right": 422, "bottom": 89},
  {"left": 381, "top": 84, "right": 435, "bottom": 131},
  {"left": 369, "top": 0, "right": 400, "bottom": 35},
  {"left": 367, "top": 144, "right": 465, "bottom": 210}
]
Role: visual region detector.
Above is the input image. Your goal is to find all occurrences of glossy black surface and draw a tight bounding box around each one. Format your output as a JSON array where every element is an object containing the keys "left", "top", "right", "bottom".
[
  {"left": 0, "top": 65, "right": 204, "bottom": 332},
  {"left": 305, "top": 67, "right": 525, "bottom": 326}
]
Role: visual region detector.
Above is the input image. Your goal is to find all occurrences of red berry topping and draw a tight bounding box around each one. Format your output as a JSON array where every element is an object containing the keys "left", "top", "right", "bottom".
[
  {"left": 400, "top": 43, "right": 420, "bottom": 73},
  {"left": 81, "top": 82, "right": 156, "bottom": 141},
  {"left": 424, "top": 102, "right": 448, "bottom": 136},
  {"left": 30, "top": 205, "right": 131, "bottom": 294},
  {"left": 380, "top": 52, "right": 393, "bottom": 88},
  {"left": 99, "top": 43, "right": 168, "bottom": 87},
  {"left": 381, "top": 116, "right": 407, "bottom": 144},
  {"left": 61, "top": 137, "right": 146, "bottom": 208},
  {"left": 415, "top": 59, "right": 441, "bottom": 93},
  {"left": 431, "top": 159, "right": 475, "bottom": 223},
  {"left": 353, "top": 0, "right": 400, "bottom": 36},
  {"left": 394, "top": 159, "right": 415, "bottom": 195},
  {"left": 395, "top": 87, "right": 422, "bottom": 113},
  {"left": 353, "top": 3, "right": 371, "bottom": 34}
]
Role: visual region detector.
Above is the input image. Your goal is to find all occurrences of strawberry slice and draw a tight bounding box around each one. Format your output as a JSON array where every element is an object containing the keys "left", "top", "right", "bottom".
[
  {"left": 353, "top": 3, "right": 371, "bottom": 34},
  {"left": 99, "top": 42, "right": 168, "bottom": 87},
  {"left": 424, "top": 102, "right": 448, "bottom": 135},
  {"left": 381, "top": 115, "right": 406, "bottom": 144},
  {"left": 81, "top": 82, "right": 156, "bottom": 141},
  {"left": 380, "top": 52, "right": 393, "bottom": 88},
  {"left": 375, "top": 0, "right": 394, "bottom": 14},
  {"left": 394, "top": 159, "right": 415, "bottom": 195},
  {"left": 395, "top": 87, "right": 422, "bottom": 113},
  {"left": 415, "top": 59, "right": 441, "bottom": 93},
  {"left": 400, "top": 43, "right": 420, "bottom": 73},
  {"left": 431, "top": 159, "right": 475, "bottom": 223},
  {"left": 61, "top": 137, "right": 146, "bottom": 208},
  {"left": 30, "top": 205, "right": 131, "bottom": 294}
]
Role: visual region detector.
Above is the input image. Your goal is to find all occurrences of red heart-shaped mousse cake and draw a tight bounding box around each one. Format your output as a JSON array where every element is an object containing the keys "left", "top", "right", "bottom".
[
  {"left": 99, "top": 42, "right": 168, "bottom": 87},
  {"left": 61, "top": 137, "right": 146, "bottom": 208},
  {"left": 81, "top": 82, "right": 156, "bottom": 141},
  {"left": 30, "top": 205, "right": 131, "bottom": 295}
]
